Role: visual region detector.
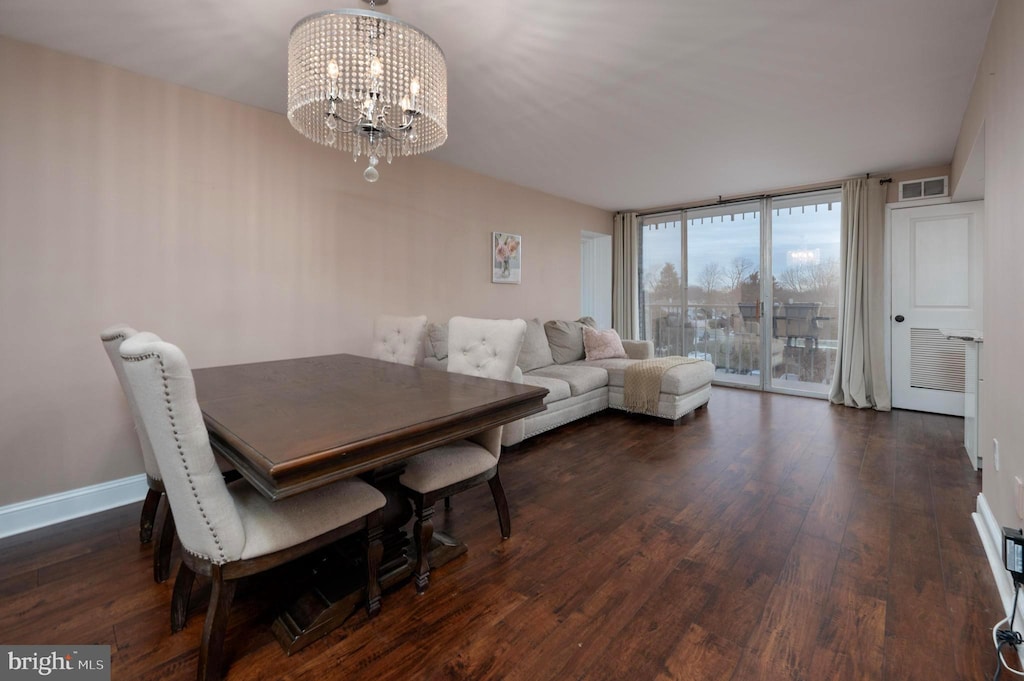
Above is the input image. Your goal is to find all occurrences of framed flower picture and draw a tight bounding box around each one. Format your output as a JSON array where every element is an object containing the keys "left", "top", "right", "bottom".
[{"left": 492, "top": 232, "right": 522, "bottom": 284}]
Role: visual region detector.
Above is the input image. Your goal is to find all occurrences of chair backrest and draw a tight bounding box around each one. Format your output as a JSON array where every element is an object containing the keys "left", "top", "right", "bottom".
[
  {"left": 120, "top": 335, "right": 245, "bottom": 565},
  {"left": 371, "top": 315, "right": 428, "bottom": 366},
  {"left": 100, "top": 325, "right": 162, "bottom": 482},
  {"left": 782, "top": 302, "right": 822, "bottom": 336},
  {"left": 447, "top": 317, "right": 527, "bottom": 381},
  {"left": 447, "top": 317, "right": 527, "bottom": 458}
]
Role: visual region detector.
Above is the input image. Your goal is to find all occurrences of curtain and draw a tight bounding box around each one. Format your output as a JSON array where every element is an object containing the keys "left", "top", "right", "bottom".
[
  {"left": 829, "top": 178, "right": 891, "bottom": 410},
  {"left": 612, "top": 212, "right": 640, "bottom": 340}
]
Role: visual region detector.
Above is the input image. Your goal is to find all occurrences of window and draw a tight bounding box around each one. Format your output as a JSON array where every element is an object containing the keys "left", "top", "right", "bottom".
[{"left": 638, "top": 190, "right": 842, "bottom": 396}]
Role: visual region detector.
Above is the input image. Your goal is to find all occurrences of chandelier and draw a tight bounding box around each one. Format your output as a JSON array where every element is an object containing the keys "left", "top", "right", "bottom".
[{"left": 287, "top": 1, "right": 447, "bottom": 182}]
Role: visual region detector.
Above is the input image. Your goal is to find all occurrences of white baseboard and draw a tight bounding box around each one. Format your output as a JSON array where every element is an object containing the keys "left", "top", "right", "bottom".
[
  {"left": 975, "top": 492, "right": 1024, "bottom": 626},
  {"left": 0, "top": 474, "right": 148, "bottom": 540}
]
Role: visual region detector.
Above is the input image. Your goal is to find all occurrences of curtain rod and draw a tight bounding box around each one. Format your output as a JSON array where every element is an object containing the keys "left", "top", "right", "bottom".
[{"left": 635, "top": 175, "right": 892, "bottom": 218}]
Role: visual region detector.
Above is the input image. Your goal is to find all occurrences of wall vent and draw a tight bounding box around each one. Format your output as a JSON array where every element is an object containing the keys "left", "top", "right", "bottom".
[
  {"left": 910, "top": 328, "right": 965, "bottom": 392},
  {"left": 899, "top": 176, "right": 948, "bottom": 201}
]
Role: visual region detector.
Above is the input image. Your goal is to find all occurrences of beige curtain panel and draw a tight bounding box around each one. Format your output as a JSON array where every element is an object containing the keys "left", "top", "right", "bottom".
[
  {"left": 612, "top": 212, "right": 640, "bottom": 340},
  {"left": 829, "top": 178, "right": 891, "bottom": 410}
]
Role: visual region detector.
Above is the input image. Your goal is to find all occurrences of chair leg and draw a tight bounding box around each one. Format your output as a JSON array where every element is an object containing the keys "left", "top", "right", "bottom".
[
  {"left": 365, "top": 512, "right": 383, "bottom": 618},
  {"left": 413, "top": 500, "right": 434, "bottom": 594},
  {"left": 139, "top": 488, "right": 162, "bottom": 544},
  {"left": 444, "top": 496, "right": 452, "bottom": 511},
  {"left": 197, "top": 567, "right": 236, "bottom": 681},
  {"left": 488, "top": 472, "right": 511, "bottom": 540},
  {"left": 171, "top": 562, "right": 197, "bottom": 633},
  {"left": 153, "top": 498, "right": 176, "bottom": 583}
]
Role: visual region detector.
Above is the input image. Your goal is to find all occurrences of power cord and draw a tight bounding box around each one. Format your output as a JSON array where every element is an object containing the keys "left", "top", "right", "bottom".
[{"left": 994, "top": 581, "right": 1024, "bottom": 680}]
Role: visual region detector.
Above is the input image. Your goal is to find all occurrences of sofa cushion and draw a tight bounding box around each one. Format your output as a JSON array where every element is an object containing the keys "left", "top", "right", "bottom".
[
  {"left": 518, "top": 318, "right": 556, "bottom": 372},
  {"left": 426, "top": 322, "right": 448, "bottom": 360},
  {"left": 527, "top": 364, "right": 608, "bottom": 396},
  {"left": 521, "top": 374, "right": 571, "bottom": 404},
  {"left": 571, "top": 358, "right": 715, "bottom": 394},
  {"left": 583, "top": 327, "right": 627, "bottom": 361},
  {"left": 544, "top": 317, "right": 597, "bottom": 364}
]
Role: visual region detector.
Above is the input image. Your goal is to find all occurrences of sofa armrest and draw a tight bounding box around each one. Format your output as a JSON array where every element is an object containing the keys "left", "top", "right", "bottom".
[{"left": 622, "top": 339, "right": 654, "bottom": 360}]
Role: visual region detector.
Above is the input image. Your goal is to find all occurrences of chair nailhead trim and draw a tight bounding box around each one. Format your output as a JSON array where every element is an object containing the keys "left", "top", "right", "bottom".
[{"left": 125, "top": 350, "right": 228, "bottom": 563}]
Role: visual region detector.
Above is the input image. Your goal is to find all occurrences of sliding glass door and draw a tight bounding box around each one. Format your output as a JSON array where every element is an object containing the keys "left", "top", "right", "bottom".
[
  {"left": 638, "top": 189, "right": 841, "bottom": 396},
  {"left": 684, "top": 202, "right": 762, "bottom": 387},
  {"left": 769, "top": 191, "right": 841, "bottom": 393}
]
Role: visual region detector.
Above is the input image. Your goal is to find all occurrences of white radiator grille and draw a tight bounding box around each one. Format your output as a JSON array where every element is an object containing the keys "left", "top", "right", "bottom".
[{"left": 910, "top": 328, "right": 965, "bottom": 392}]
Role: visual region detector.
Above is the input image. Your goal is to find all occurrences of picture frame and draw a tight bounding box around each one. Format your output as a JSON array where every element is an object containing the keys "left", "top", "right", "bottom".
[{"left": 492, "top": 232, "right": 522, "bottom": 284}]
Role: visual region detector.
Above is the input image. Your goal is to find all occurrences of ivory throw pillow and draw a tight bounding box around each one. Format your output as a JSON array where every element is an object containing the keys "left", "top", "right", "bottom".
[
  {"left": 517, "top": 318, "right": 555, "bottom": 372},
  {"left": 583, "top": 327, "right": 627, "bottom": 361}
]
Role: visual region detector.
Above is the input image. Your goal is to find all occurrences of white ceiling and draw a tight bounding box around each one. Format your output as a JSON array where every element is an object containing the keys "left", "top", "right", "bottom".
[{"left": 0, "top": 0, "right": 996, "bottom": 211}]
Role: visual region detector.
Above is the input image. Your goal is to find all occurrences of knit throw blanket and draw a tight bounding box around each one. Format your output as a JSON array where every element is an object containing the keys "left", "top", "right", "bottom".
[{"left": 623, "top": 356, "right": 702, "bottom": 416}]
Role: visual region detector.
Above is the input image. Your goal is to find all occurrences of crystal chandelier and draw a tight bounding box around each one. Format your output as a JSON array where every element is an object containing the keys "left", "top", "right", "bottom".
[{"left": 287, "top": 1, "right": 447, "bottom": 182}]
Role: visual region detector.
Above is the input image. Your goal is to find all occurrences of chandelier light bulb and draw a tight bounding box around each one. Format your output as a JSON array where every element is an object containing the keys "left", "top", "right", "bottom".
[
  {"left": 370, "top": 56, "right": 383, "bottom": 78},
  {"left": 400, "top": 95, "right": 411, "bottom": 111},
  {"left": 326, "top": 59, "right": 340, "bottom": 79},
  {"left": 409, "top": 77, "right": 420, "bottom": 96}
]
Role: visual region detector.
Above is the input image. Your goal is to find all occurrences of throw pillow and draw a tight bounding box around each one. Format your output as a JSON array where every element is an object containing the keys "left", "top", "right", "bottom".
[
  {"left": 426, "top": 322, "right": 448, "bottom": 360},
  {"left": 544, "top": 318, "right": 595, "bottom": 364},
  {"left": 583, "top": 327, "right": 627, "bottom": 361},
  {"left": 517, "top": 318, "right": 555, "bottom": 372}
]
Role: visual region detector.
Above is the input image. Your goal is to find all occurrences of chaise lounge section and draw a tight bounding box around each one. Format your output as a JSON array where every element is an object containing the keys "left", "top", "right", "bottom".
[{"left": 423, "top": 317, "right": 714, "bottom": 446}]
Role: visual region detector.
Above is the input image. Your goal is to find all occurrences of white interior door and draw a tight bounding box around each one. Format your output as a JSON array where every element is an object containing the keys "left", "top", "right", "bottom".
[{"left": 891, "top": 201, "right": 983, "bottom": 415}]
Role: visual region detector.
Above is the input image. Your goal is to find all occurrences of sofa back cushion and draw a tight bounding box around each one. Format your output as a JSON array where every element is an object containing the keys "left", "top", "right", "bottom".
[
  {"left": 426, "top": 321, "right": 449, "bottom": 360},
  {"left": 517, "top": 318, "right": 555, "bottom": 372},
  {"left": 544, "top": 317, "right": 597, "bottom": 364},
  {"left": 582, "top": 327, "right": 628, "bottom": 361}
]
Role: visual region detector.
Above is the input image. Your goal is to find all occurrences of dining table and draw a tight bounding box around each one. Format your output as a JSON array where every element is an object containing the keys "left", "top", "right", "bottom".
[{"left": 191, "top": 353, "right": 548, "bottom": 653}]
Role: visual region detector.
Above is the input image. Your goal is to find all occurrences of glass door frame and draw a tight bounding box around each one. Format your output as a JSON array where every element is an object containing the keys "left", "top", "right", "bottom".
[
  {"left": 764, "top": 189, "right": 843, "bottom": 399},
  {"left": 638, "top": 190, "right": 840, "bottom": 399}
]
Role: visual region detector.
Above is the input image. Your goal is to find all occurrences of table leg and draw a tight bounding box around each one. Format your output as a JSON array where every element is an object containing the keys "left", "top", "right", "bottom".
[{"left": 270, "top": 463, "right": 467, "bottom": 654}]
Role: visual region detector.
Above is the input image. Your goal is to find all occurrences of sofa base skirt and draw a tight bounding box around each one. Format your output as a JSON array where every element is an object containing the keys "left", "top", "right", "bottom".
[
  {"left": 607, "top": 384, "right": 712, "bottom": 421},
  {"left": 501, "top": 390, "right": 609, "bottom": 447}
]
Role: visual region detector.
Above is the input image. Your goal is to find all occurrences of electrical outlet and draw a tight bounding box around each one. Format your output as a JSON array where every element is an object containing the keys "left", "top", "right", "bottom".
[
  {"left": 1016, "top": 477, "right": 1024, "bottom": 520},
  {"left": 994, "top": 438, "right": 1001, "bottom": 471}
]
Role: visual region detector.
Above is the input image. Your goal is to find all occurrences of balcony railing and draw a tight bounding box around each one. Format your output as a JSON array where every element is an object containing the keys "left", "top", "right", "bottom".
[{"left": 643, "top": 302, "right": 838, "bottom": 388}]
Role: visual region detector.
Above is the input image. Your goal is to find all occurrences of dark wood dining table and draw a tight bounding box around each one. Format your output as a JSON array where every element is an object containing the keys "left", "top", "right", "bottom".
[{"left": 191, "top": 353, "right": 548, "bottom": 652}]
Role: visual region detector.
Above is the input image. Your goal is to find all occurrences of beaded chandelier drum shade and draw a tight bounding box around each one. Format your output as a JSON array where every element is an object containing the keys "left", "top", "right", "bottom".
[{"left": 287, "top": 5, "right": 447, "bottom": 182}]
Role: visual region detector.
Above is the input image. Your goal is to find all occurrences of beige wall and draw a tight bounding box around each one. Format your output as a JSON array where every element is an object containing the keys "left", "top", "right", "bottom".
[
  {"left": 950, "top": 1, "right": 1023, "bottom": 528},
  {"left": 0, "top": 36, "right": 611, "bottom": 506},
  {"left": 952, "top": 42, "right": 991, "bottom": 195}
]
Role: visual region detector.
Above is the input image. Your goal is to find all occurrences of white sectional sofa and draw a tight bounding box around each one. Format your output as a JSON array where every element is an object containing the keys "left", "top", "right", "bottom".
[{"left": 423, "top": 317, "right": 715, "bottom": 446}]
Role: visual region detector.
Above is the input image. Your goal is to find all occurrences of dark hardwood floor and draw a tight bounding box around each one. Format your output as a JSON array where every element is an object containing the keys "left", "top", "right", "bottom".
[{"left": 0, "top": 388, "right": 1000, "bottom": 680}]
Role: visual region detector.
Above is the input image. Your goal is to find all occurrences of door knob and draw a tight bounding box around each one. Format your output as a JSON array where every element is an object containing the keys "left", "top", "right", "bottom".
[{"left": 894, "top": 315, "right": 905, "bottom": 323}]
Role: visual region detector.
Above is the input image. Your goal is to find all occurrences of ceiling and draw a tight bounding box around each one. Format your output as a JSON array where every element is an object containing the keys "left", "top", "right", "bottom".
[{"left": 0, "top": 0, "right": 996, "bottom": 211}]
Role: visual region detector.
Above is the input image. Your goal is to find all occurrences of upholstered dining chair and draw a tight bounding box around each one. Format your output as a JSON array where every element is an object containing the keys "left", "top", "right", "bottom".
[
  {"left": 102, "top": 324, "right": 238, "bottom": 583},
  {"left": 101, "top": 324, "right": 179, "bottom": 582},
  {"left": 399, "top": 316, "right": 527, "bottom": 593},
  {"left": 119, "top": 334, "right": 386, "bottom": 681},
  {"left": 371, "top": 314, "right": 428, "bottom": 366}
]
